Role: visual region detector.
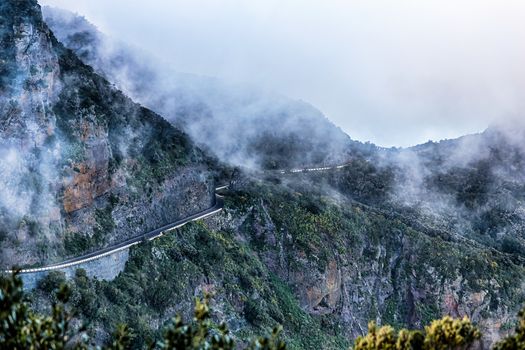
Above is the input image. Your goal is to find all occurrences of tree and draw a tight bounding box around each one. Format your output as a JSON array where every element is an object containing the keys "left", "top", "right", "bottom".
[
  {"left": 0, "top": 272, "right": 286, "bottom": 349},
  {"left": 353, "top": 316, "right": 481, "bottom": 350},
  {"left": 0, "top": 271, "right": 75, "bottom": 349}
]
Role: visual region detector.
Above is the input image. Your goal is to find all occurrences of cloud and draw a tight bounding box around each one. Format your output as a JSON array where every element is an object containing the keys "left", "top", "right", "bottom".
[{"left": 38, "top": 0, "right": 525, "bottom": 147}]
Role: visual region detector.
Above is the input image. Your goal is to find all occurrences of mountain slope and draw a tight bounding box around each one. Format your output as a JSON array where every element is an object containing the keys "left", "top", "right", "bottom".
[
  {"left": 386, "top": 124, "right": 525, "bottom": 256},
  {"left": 30, "top": 175, "right": 525, "bottom": 349},
  {"left": 0, "top": 0, "right": 214, "bottom": 267}
]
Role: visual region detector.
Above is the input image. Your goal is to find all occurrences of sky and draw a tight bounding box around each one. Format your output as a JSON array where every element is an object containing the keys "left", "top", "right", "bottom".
[{"left": 39, "top": 0, "right": 525, "bottom": 147}]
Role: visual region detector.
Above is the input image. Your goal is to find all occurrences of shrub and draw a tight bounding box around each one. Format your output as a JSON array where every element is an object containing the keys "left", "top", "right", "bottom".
[
  {"left": 353, "top": 316, "right": 481, "bottom": 350},
  {"left": 0, "top": 273, "right": 286, "bottom": 349},
  {"left": 0, "top": 271, "right": 73, "bottom": 349},
  {"left": 493, "top": 308, "right": 525, "bottom": 350},
  {"left": 37, "top": 271, "right": 67, "bottom": 294}
]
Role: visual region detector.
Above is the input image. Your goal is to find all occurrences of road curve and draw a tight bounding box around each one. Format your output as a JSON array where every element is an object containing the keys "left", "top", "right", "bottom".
[
  {"left": 5, "top": 161, "right": 350, "bottom": 275},
  {"left": 273, "top": 162, "right": 350, "bottom": 175},
  {"left": 4, "top": 189, "right": 226, "bottom": 274}
]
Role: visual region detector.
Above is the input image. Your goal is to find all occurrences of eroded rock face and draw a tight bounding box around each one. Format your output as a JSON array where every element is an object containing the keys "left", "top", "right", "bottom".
[
  {"left": 0, "top": 0, "right": 213, "bottom": 267},
  {"left": 304, "top": 260, "right": 342, "bottom": 314},
  {"left": 215, "top": 188, "right": 524, "bottom": 349},
  {"left": 62, "top": 121, "right": 112, "bottom": 213}
]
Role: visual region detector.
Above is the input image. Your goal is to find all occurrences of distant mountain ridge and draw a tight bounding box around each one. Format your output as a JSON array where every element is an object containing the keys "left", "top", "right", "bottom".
[{"left": 398, "top": 124, "right": 525, "bottom": 254}]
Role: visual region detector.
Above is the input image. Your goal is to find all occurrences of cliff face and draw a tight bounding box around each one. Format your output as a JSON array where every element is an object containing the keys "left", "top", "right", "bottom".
[
  {"left": 0, "top": 0, "right": 213, "bottom": 267},
  {"left": 222, "top": 182, "right": 523, "bottom": 348}
]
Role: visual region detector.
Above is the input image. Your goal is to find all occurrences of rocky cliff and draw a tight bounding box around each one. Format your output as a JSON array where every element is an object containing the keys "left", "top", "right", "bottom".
[
  {"left": 30, "top": 177, "right": 524, "bottom": 349},
  {"left": 6, "top": 2, "right": 525, "bottom": 349},
  {"left": 0, "top": 0, "right": 214, "bottom": 267}
]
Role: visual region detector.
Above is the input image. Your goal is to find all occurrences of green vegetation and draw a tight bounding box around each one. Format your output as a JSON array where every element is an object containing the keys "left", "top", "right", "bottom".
[
  {"left": 64, "top": 202, "right": 116, "bottom": 256},
  {"left": 493, "top": 309, "right": 525, "bottom": 350},
  {"left": 355, "top": 308, "right": 525, "bottom": 350},
  {"left": 35, "top": 218, "right": 347, "bottom": 349},
  {"left": 354, "top": 317, "right": 481, "bottom": 350},
  {"left": 19, "top": 178, "right": 522, "bottom": 349},
  {"left": 5, "top": 272, "right": 525, "bottom": 349},
  {"left": 0, "top": 273, "right": 286, "bottom": 349},
  {"left": 1, "top": 272, "right": 73, "bottom": 349}
]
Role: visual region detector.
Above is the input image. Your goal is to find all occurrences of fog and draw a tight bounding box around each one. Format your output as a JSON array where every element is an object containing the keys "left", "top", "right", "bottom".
[
  {"left": 43, "top": 6, "right": 361, "bottom": 170},
  {"left": 38, "top": 0, "right": 525, "bottom": 147},
  {"left": 34, "top": 2, "right": 525, "bottom": 267}
]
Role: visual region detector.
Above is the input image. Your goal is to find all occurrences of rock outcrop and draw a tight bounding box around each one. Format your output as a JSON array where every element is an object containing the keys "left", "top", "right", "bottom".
[{"left": 0, "top": 0, "right": 214, "bottom": 267}]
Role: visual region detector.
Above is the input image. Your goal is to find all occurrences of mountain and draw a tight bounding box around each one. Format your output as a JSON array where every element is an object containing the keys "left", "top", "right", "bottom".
[
  {"left": 42, "top": 6, "right": 378, "bottom": 170},
  {"left": 0, "top": 0, "right": 214, "bottom": 268},
  {"left": 29, "top": 164, "right": 525, "bottom": 349},
  {"left": 3, "top": 1, "right": 525, "bottom": 349}
]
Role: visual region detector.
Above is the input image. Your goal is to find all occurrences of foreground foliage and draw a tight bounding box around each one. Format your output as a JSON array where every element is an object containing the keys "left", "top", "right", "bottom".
[
  {"left": 0, "top": 273, "right": 285, "bottom": 349},
  {"left": 354, "top": 309, "right": 525, "bottom": 350},
  {"left": 492, "top": 309, "right": 525, "bottom": 350},
  {"left": 3, "top": 272, "right": 525, "bottom": 349},
  {"left": 354, "top": 317, "right": 481, "bottom": 350}
]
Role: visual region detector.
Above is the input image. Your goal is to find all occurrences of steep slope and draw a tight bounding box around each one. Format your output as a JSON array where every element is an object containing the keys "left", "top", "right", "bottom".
[
  {"left": 0, "top": 0, "right": 214, "bottom": 267},
  {"left": 31, "top": 176, "right": 525, "bottom": 349},
  {"left": 388, "top": 123, "right": 525, "bottom": 256},
  {"left": 42, "top": 7, "right": 377, "bottom": 170}
]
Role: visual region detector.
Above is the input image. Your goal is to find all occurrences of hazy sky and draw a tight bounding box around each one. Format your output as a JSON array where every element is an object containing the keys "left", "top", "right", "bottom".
[{"left": 40, "top": 0, "right": 525, "bottom": 147}]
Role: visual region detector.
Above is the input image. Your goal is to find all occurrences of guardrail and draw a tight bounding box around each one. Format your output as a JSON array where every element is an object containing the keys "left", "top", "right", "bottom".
[
  {"left": 4, "top": 160, "right": 350, "bottom": 275},
  {"left": 4, "top": 187, "right": 227, "bottom": 274},
  {"left": 273, "top": 162, "right": 350, "bottom": 174}
]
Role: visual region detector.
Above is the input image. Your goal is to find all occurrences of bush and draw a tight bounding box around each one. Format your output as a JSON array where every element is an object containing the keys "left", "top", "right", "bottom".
[
  {"left": 501, "top": 237, "right": 525, "bottom": 256},
  {"left": 244, "top": 299, "right": 264, "bottom": 326},
  {"left": 493, "top": 308, "right": 525, "bottom": 350},
  {"left": 0, "top": 271, "right": 73, "bottom": 349},
  {"left": 0, "top": 273, "right": 286, "bottom": 349},
  {"left": 353, "top": 316, "right": 481, "bottom": 350},
  {"left": 37, "top": 271, "right": 67, "bottom": 294}
]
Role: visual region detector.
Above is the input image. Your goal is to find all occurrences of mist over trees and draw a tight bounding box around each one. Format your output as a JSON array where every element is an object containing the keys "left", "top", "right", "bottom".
[{"left": 43, "top": 6, "right": 378, "bottom": 170}]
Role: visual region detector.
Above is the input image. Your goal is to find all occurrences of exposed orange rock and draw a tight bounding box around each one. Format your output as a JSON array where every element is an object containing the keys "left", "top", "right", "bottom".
[
  {"left": 305, "top": 260, "right": 341, "bottom": 314},
  {"left": 63, "top": 144, "right": 111, "bottom": 213}
]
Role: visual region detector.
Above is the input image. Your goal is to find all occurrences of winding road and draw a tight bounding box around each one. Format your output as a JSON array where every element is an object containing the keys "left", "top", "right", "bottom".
[
  {"left": 4, "top": 190, "right": 225, "bottom": 274},
  {"left": 4, "top": 163, "right": 349, "bottom": 275},
  {"left": 275, "top": 162, "right": 350, "bottom": 174}
]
